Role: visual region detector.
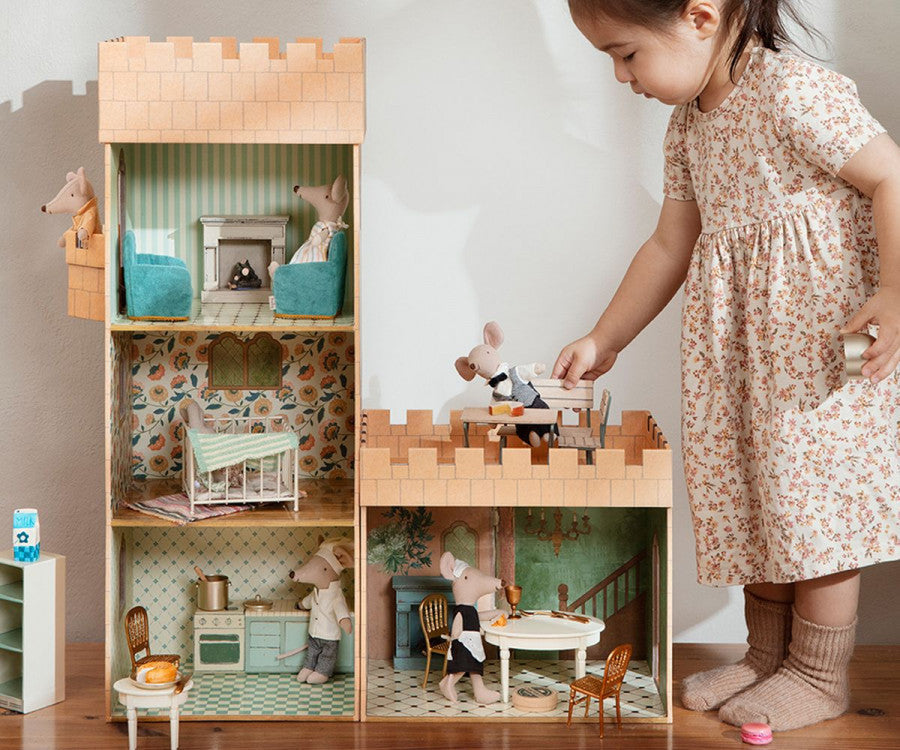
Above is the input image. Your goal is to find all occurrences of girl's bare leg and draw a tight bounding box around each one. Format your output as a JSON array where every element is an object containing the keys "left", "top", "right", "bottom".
[
  {"left": 794, "top": 569, "right": 860, "bottom": 626},
  {"left": 745, "top": 581, "right": 795, "bottom": 604}
]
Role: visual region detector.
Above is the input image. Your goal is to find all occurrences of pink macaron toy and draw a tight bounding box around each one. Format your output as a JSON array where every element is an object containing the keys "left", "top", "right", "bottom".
[{"left": 741, "top": 723, "right": 773, "bottom": 745}]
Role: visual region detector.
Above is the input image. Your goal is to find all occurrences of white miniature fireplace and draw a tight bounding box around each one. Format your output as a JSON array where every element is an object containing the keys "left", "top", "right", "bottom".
[{"left": 200, "top": 215, "right": 290, "bottom": 303}]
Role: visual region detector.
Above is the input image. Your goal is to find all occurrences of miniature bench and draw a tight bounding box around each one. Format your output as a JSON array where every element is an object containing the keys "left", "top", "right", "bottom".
[{"left": 496, "top": 379, "right": 612, "bottom": 464}]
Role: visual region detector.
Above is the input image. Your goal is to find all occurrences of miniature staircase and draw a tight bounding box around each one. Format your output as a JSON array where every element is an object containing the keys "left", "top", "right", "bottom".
[{"left": 558, "top": 550, "right": 648, "bottom": 659}]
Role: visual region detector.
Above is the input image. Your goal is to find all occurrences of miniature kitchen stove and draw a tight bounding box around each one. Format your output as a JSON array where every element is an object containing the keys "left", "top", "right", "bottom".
[{"left": 193, "top": 606, "right": 245, "bottom": 672}]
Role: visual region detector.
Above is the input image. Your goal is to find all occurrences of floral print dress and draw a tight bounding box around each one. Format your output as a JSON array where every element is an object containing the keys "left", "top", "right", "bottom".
[{"left": 666, "top": 47, "right": 900, "bottom": 585}]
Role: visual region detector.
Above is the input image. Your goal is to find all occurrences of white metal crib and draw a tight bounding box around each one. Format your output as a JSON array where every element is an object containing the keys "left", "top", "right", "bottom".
[{"left": 182, "top": 414, "right": 300, "bottom": 515}]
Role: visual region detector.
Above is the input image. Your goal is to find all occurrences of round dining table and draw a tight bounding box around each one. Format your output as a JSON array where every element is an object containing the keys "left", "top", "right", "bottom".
[{"left": 481, "top": 612, "right": 605, "bottom": 702}]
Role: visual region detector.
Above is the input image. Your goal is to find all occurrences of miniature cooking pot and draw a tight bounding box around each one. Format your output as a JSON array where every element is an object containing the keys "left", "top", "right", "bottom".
[
  {"left": 243, "top": 594, "right": 274, "bottom": 613},
  {"left": 195, "top": 574, "right": 229, "bottom": 611}
]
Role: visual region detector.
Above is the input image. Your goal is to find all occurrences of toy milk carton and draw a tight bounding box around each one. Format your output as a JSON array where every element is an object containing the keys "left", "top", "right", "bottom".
[{"left": 13, "top": 508, "right": 40, "bottom": 562}]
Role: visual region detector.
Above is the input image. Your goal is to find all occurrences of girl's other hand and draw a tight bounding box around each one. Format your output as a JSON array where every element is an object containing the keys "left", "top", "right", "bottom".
[
  {"left": 552, "top": 333, "right": 618, "bottom": 388},
  {"left": 840, "top": 286, "right": 900, "bottom": 383}
]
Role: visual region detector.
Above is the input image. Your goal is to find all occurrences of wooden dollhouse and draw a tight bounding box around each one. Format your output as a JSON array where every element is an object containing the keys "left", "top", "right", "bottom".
[
  {"left": 359, "top": 409, "right": 673, "bottom": 723},
  {"left": 88, "top": 33, "right": 673, "bottom": 728},
  {"left": 95, "top": 35, "right": 365, "bottom": 721}
]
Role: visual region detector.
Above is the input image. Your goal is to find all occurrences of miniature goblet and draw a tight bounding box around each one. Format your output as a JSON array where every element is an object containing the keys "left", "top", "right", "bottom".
[{"left": 505, "top": 584, "right": 523, "bottom": 619}]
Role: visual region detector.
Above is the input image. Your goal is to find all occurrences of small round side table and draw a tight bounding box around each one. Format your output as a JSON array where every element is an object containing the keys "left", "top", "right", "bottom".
[{"left": 113, "top": 677, "right": 194, "bottom": 750}]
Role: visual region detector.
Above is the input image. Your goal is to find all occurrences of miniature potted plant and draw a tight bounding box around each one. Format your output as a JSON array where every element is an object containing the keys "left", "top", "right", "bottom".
[{"left": 367, "top": 507, "right": 434, "bottom": 575}]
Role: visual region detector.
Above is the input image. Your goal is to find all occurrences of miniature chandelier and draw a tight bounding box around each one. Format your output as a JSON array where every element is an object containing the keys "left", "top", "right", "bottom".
[{"left": 524, "top": 508, "right": 591, "bottom": 557}]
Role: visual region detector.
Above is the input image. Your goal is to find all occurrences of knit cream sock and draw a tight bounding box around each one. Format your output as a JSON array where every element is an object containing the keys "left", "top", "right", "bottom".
[
  {"left": 718, "top": 609, "right": 856, "bottom": 731},
  {"left": 681, "top": 590, "right": 792, "bottom": 712}
]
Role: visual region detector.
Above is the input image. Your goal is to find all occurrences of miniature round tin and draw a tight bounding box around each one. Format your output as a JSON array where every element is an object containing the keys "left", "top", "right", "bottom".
[{"left": 511, "top": 685, "right": 558, "bottom": 712}]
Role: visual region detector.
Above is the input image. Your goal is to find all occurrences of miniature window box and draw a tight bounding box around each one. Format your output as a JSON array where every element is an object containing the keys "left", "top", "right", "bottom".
[{"left": 64, "top": 229, "right": 105, "bottom": 321}]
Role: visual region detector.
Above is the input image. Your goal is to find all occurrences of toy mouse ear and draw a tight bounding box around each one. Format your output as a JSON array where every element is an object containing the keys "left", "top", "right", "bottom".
[
  {"left": 455, "top": 357, "right": 476, "bottom": 381},
  {"left": 331, "top": 175, "right": 348, "bottom": 202},
  {"left": 333, "top": 544, "right": 354, "bottom": 570},
  {"left": 66, "top": 171, "right": 78, "bottom": 182},
  {"left": 439, "top": 551, "right": 456, "bottom": 580},
  {"left": 76, "top": 167, "right": 87, "bottom": 191},
  {"left": 483, "top": 321, "right": 503, "bottom": 349}
]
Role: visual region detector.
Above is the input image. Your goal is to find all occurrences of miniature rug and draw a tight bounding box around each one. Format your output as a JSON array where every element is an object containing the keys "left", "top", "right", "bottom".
[{"left": 122, "top": 493, "right": 252, "bottom": 524}]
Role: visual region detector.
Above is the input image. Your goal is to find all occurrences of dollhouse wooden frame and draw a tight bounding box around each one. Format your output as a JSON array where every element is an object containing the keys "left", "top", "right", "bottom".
[
  {"left": 96, "top": 35, "right": 365, "bottom": 722},
  {"left": 358, "top": 409, "right": 674, "bottom": 723},
  {"left": 91, "top": 33, "right": 673, "bottom": 727}
]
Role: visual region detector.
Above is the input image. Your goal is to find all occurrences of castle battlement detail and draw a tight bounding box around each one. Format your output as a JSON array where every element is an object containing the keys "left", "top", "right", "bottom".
[
  {"left": 98, "top": 36, "right": 365, "bottom": 144},
  {"left": 359, "top": 409, "right": 673, "bottom": 508}
]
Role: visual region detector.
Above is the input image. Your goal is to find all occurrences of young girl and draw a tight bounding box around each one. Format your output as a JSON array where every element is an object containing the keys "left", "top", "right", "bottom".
[{"left": 554, "top": 0, "right": 900, "bottom": 733}]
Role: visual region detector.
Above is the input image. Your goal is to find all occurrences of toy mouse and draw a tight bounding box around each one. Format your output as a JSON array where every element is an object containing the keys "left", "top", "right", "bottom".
[
  {"left": 179, "top": 401, "right": 213, "bottom": 434},
  {"left": 268, "top": 175, "right": 349, "bottom": 277},
  {"left": 227, "top": 259, "right": 262, "bottom": 289},
  {"left": 438, "top": 552, "right": 506, "bottom": 704},
  {"left": 288, "top": 536, "right": 353, "bottom": 684},
  {"left": 41, "top": 167, "right": 101, "bottom": 249},
  {"left": 455, "top": 321, "right": 556, "bottom": 447}
]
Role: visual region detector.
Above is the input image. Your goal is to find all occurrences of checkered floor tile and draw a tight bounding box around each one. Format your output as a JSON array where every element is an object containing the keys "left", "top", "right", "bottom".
[
  {"left": 112, "top": 671, "right": 355, "bottom": 718},
  {"left": 366, "top": 659, "right": 665, "bottom": 719}
]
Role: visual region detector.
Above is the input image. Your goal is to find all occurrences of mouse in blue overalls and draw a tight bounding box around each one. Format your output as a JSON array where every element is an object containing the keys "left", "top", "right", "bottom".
[{"left": 455, "top": 321, "right": 557, "bottom": 447}]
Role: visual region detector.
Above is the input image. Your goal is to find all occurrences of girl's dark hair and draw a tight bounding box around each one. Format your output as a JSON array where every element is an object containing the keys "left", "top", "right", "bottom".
[{"left": 569, "top": 0, "right": 823, "bottom": 81}]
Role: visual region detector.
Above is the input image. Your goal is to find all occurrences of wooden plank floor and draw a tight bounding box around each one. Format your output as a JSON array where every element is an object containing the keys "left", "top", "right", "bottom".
[{"left": 1, "top": 643, "right": 897, "bottom": 749}]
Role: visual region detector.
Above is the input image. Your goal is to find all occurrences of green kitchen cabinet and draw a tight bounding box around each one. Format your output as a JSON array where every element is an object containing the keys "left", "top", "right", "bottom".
[{"left": 245, "top": 615, "right": 354, "bottom": 674}]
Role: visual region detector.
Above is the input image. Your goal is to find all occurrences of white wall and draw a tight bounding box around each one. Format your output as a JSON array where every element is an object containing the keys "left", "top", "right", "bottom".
[{"left": 1, "top": 0, "right": 898, "bottom": 644}]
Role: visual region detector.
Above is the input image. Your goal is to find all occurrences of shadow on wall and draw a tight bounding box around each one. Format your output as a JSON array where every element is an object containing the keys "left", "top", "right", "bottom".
[
  {"left": 833, "top": 0, "right": 900, "bottom": 646},
  {"left": 366, "top": 0, "right": 664, "bottom": 369},
  {"left": 368, "top": 4, "right": 688, "bottom": 632},
  {"left": 0, "top": 81, "right": 105, "bottom": 641}
]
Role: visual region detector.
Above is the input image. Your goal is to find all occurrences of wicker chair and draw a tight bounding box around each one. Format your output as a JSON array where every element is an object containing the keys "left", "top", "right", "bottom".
[
  {"left": 418, "top": 594, "right": 451, "bottom": 688},
  {"left": 124, "top": 606, "right": 181, "bottom": 676},
  {"left": 566, "top": 643, "right": 633, "bottom": 735}
]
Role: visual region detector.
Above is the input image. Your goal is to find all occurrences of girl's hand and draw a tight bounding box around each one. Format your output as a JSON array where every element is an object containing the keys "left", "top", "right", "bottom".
[
  {"left": 551, "top": 333, "right": 618, "bottom": 388},
  {"left": 840, "top": 286, "right": 900, "bottom": 383}
]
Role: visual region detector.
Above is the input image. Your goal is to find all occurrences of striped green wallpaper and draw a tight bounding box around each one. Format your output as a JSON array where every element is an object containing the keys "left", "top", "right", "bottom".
[{"left": 114, "top": 143, "right": 355, "bottom": 300}]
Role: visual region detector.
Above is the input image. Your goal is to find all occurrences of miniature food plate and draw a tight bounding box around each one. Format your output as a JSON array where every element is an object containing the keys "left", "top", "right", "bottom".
[{"left": 129, "top": 670, "right": 181, "bottom": 690}]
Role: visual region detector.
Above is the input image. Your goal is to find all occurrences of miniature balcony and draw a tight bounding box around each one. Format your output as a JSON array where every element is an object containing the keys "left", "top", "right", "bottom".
[{"left": 359, "top": 409, "right": 673, "bottom": 508}]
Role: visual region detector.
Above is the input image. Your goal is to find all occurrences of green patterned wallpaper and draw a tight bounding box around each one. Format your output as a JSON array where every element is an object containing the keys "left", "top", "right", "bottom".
[
  {"left": 127, "top": 526, "right": 354, "bottom": 661},
  {"left": 115, "top": 142, "right": 355, "bottom": 299},
  {"left": 513, "top": 507, "right": 650, "bottom": 613}
]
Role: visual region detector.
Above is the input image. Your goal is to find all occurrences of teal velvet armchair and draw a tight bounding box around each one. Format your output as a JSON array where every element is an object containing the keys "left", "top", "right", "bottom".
[
  {"left": 123, "top": 230, "right": 193, "bottom": 320},
  {"left": 272, "top": 230, "right": 347, "bottom": 319}
]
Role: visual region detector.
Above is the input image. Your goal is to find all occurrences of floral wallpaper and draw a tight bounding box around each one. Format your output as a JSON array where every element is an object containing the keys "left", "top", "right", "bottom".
[{"left": 130, "top": 331, "right": 355, "bottom": 480}]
